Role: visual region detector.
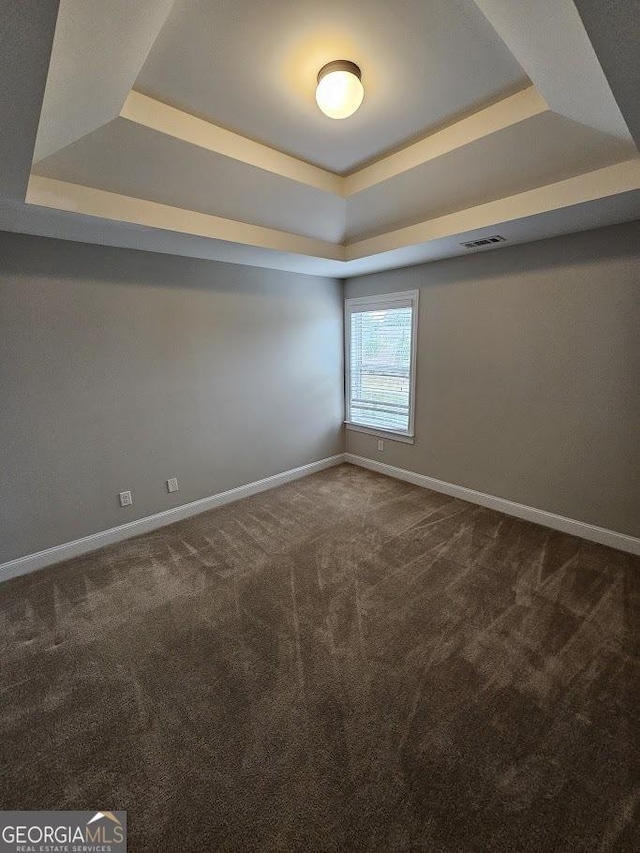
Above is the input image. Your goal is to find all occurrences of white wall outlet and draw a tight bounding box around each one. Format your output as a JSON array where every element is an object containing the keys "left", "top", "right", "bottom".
[
  {"left": 377, "top": 440, "right": 384, "bottom": 452},
  {"left": 119, "top": 490, "right": 133, "bottom": 507},
  {"left": 167, "top": 477, "right": 179, "bottom": 493}
]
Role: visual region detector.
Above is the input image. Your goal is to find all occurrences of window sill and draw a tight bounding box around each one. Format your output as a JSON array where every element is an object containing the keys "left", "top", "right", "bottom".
[{"left": 345, "top": 422, "right": 415, "bottom": 445}]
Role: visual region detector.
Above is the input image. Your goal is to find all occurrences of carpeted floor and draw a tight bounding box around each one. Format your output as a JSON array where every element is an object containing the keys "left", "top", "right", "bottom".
[{"left": 1, "top": 464, "right": 638, "bottom": 852}]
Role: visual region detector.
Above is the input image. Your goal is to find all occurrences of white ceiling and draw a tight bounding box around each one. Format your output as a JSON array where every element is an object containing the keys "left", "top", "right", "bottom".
[
  {"left": 33, "top": 119, "right": 347, "bottom": 243},
  {"left": 32, "top": 107, "right": 632, "bottom": 246},
  {"left": 345, "top": 112, "right": 634, "bottom": 241},
  {"left": 3, "top": 184, "right": 638, "bottom": 280},
  {"left": 0, "top": 0, "right": 638, "bottom": 277},
  {"left": 33, "top": 0, "right": 175, "bottom": 163},
  {"left": 136, "top": 0, "right": 528, "bottom": 173}
]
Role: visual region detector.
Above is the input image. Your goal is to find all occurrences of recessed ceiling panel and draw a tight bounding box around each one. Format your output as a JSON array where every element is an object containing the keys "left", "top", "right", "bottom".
[
  {"left": 32, "top": 119, "right": 347, "bottom": 243},
  {"left": 346, "top": 113, "right": 635, "bottom": 240},
  {"left": 135, "top": 0, "right": 528, "bottom": 173}
]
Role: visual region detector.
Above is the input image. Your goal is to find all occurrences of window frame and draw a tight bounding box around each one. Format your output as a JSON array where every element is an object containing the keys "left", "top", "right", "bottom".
[{"left": 344, "top": 289, "right": 419, "bottom": 443}]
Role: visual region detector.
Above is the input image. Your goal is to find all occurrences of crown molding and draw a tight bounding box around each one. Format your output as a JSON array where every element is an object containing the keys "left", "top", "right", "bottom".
[
  {"left": 25, "top": 160, "right": 640, "bottom": 267},
  {"left": 120, "top": 86, "right": 549, "bottom": 200},
  {"left": 346, "top": 159, "right": 640, "bottom": 259},
  {"left": 26, "top": 175, "right": 345, "bottom": 261},
  {"left": 120, "top": 90, "right": 343, "bottom": 196},
  {"left": 343, "top": 86, "right": 547, "bottom": 195}
]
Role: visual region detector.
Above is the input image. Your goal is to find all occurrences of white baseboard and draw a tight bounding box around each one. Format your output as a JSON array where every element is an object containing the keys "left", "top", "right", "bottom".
[
  {"left": 3, "top": 451, "right": 636, "bottom": 583},
  {"left": 346, "top": 454, "right": 640, "bottom": 556},
  {"left": 0, "top": 454, "right": 347, "bottom": 583}
]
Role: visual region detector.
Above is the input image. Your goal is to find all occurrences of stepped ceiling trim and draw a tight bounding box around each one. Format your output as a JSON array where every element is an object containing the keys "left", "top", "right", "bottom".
[
  {"left": 27, "top": 161, "right": 640, "bottom": 265},
  {"left": 121, "top": 91, "right": 342, "bottom": 196},
  {"left": 26, "top": 176, "right": 344, "bottom": 261},
  {"left": 120, "top": 86, "right": 548, "bottom": 198},
  {"left": 347, "top": 160, "right": 640, "bottom": 259},
  {"left": 7, "top": 0, "right": 638, "bottom": 277},
  {"left": 344, "top": 87, "right": 547, "bottom": 194}
]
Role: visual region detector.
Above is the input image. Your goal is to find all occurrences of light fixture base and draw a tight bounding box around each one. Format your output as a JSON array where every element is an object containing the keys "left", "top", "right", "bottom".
[{"left": 317, "top": 60, "right": 362, "bottom": 85}]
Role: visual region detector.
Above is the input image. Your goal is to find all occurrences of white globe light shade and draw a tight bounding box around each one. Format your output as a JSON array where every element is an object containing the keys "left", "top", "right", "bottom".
[{"left": 315, "top": 61, "right": 364, "bottom": 119}]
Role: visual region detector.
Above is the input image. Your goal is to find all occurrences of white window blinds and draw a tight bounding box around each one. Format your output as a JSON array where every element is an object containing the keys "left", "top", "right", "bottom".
[{"left": 345, "top": 291, "right": 418, "bottom": 436}]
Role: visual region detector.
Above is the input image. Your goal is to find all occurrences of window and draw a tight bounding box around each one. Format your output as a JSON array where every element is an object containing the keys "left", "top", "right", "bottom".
[{"left": 345, "top": 290, "right": 418, "bottom": 440}]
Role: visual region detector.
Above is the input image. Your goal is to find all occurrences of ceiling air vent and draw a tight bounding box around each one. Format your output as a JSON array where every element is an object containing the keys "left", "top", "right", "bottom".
[{"left": 460, "top": 235, "right": 507, "bottom": 249}]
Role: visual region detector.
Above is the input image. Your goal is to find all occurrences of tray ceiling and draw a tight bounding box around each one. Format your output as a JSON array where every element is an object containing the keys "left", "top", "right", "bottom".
[
  {"left": 1, "top": 0, "right": 638, "bottom": 277},
  {"left": 135, "top": 0, "right": 529, "bottom": 173}
]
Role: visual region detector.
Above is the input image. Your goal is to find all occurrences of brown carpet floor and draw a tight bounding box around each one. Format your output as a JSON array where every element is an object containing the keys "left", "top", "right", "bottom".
[{"left": 1, "top": 464, "right": 638, "bottom": 852}]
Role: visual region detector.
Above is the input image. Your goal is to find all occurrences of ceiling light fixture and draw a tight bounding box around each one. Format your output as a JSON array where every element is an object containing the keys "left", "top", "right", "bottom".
[{"left": 315, "top": 60, "right": 364, "bottom": 120}]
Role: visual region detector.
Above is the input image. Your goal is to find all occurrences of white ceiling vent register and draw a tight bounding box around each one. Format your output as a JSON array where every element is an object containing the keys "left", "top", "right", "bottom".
[{"left": 460, "top": 235, "right": 507, "bottom": 249}]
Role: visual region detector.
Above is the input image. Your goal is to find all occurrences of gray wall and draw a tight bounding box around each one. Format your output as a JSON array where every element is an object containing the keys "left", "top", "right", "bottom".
[
  {"left": 0, "top": 232, "right": 344, "bottom": 563},
  {"left": 2, "top": 221, "right": 638, "bottom": 564},
  {"left": 346, "top": 221, "right": 640, "bottom": 537}
]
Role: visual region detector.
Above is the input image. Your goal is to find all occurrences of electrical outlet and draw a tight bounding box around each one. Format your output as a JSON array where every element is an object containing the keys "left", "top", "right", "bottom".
[
  {"left": 167, "top": 477, "right": 179, "bottom": 493},
  {"left": 119, "top": 490, "right": 133, "bottom": 507},
  {"left": 377, "top": 440, "right": 384, "bottom": 452}
]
